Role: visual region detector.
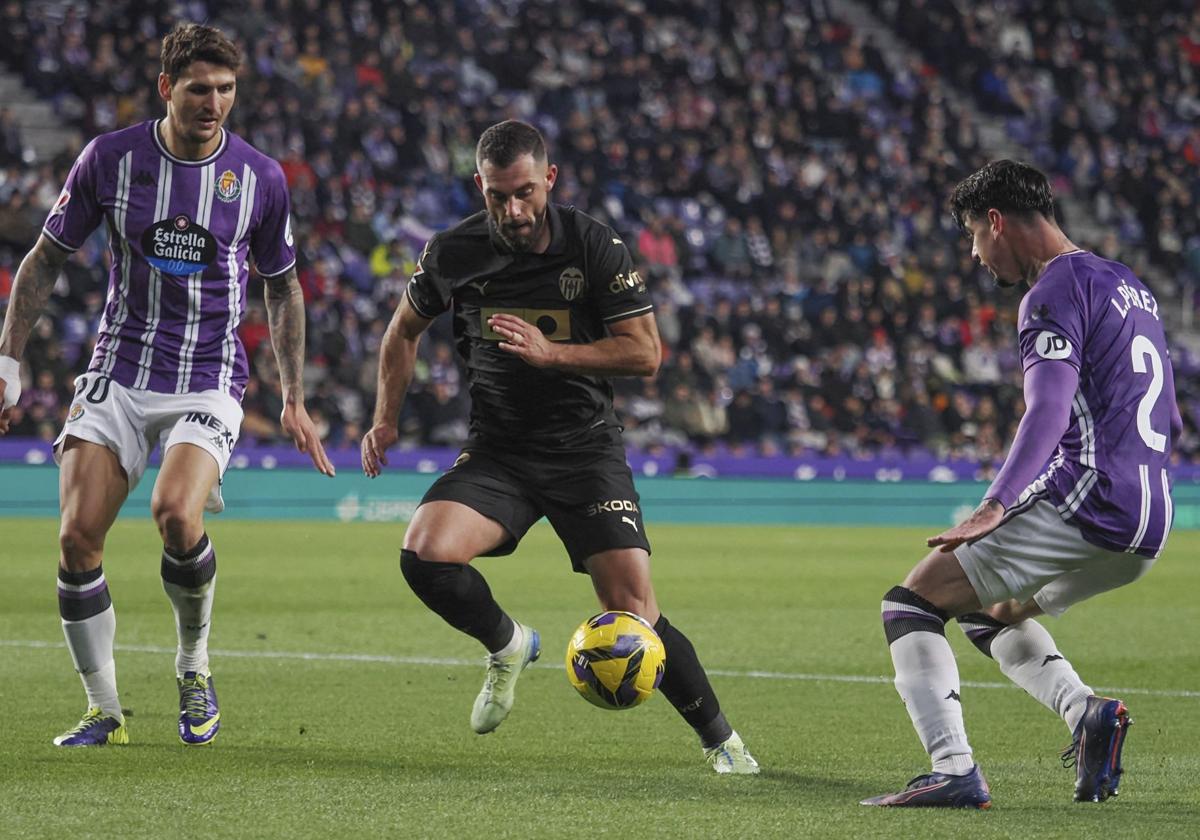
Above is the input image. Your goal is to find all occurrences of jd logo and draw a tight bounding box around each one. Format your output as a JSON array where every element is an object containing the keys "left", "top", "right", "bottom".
[{"left": 1035, "top": 331, "right": 1072, "bottom": 361}]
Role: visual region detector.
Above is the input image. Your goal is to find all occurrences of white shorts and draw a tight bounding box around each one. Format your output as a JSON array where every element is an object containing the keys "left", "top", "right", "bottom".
[
  {"left": 54, "top": 374, "right": 243, "bottom": 513},
  {"left": 955, "top": 498, "right": 1155, "bottom": 617}
]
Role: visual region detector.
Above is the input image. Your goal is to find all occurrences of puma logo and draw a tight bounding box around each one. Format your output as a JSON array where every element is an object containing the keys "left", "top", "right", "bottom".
[
  {"left": 621, "top": 515, "right": 638, "bottom": 532},
  {"left": 468, "top": 279, "right": 490, "bottom": 295},
  {"left": 945, "top": 689, "right": 961, "bottom": 702}
]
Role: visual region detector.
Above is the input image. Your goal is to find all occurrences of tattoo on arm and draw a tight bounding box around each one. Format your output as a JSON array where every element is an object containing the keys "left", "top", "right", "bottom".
[
  {"left": 263, "top": 267, "right": 306, "bottom": 401},
  {"left": 0, "top": 238, "right": 68, "bottom": 358}
]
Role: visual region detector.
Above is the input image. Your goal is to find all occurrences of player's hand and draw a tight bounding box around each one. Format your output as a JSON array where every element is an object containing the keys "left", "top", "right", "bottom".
[
  {"left": 927, "top": 499, "right": 1005, "bottom": 552},
  {"left": 361, "top": 422, "right": 398, "bottom": 478},
  {"left": 280, "top": 400, "right": 336, "bottom": 477},
  {"left": 489, "top": 313, "right": 557, "bottom": 368}
]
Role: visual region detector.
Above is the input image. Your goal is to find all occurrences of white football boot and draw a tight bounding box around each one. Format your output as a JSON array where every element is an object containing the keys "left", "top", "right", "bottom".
[
  {"left": 470, "top": 623, "right": 541, "bottom": 734},
  {"left": 704, "top": 730, "right": 760, "bottom": 774}
]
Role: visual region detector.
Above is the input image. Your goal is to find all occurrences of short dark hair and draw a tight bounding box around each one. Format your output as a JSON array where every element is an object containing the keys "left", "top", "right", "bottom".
[
  {"left": 949, "top": 159, "right": 1055, "bottom": 231},
  {"left": 476, "top": 120, "right": 547, "bottom": 169},
  {"left": 161, "top": 23, "right": 241, "bottom": 81}
]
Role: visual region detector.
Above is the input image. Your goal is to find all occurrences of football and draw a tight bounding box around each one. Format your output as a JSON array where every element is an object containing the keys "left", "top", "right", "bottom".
[{"left": 565, "top": 611, "right": 666, "bottom": 710}]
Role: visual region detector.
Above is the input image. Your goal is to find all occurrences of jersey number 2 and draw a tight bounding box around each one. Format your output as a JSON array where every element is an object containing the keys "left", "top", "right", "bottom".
[{"left": 1130, "top": 335, "right": 1166, "bottom": 452}]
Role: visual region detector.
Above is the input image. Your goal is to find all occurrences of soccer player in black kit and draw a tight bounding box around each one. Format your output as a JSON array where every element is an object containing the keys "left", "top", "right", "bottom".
[{"left": 361, "top": 120, "right": 758, "bottom": 773}]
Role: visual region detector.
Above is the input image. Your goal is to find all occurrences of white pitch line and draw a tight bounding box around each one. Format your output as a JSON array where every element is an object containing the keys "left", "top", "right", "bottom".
[{"left": 4, "top": 639, "right": 1198, "bottom": 699}]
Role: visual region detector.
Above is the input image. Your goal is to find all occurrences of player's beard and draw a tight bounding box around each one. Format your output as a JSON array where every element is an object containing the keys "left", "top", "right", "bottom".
[{"left": 494, "top": 208, "right": 546, "bottom": 253}]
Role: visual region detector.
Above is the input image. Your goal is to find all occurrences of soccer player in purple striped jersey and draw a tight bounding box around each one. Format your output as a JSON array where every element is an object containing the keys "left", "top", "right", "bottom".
[
  {"left": 0, "top": 23, "right": 334, "bottom": 748},
  {"left": 864, "top": 161, "right": 1181, "bottom": 808}
]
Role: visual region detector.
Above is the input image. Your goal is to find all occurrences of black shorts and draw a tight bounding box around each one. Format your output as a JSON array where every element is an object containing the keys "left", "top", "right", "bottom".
[{"left": 420, "top": 436, "right": 651, "bottom": 572}]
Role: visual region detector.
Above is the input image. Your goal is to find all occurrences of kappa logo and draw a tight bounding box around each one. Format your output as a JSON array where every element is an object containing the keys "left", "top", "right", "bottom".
[
  {"left": 559, "top": 267, "right": 584, "bottom": 301},
  {"left": 1035, "top": 331, "right": 1072, "bottom": 361},
  {"left": 50, "top": 188, "right": 71, "bottom": 217},
  {"left": 1042, "top": 654, "right": 1064, "bottom": 666},
  {"left": 284, "top": 214, "right": 294, "bottom": 247},
  {"left": 214, "top": 169, "right": 242, "bottom": 202},
  {"left": 945, "top": 689, "right": 961, "bottom": 702},
  {"left": 132, "top": 170, "right": 156, "bottom": 188}
]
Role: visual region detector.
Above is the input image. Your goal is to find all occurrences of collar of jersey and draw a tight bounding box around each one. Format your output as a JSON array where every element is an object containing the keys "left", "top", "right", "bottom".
[
  {"left": 150, "top": 119, "right": 229, "bottom": 167},
  {"left": 489, "top": 204, "right": 567, "bottom": 256}
]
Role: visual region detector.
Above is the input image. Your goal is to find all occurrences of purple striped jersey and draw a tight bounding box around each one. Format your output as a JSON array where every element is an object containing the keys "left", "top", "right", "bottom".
[
  {"left": 42, "top": 120, "right": 296, "bottom": 400},
  {"left": 1015, "top": 250, "right": 1179, "bottom": 557}
]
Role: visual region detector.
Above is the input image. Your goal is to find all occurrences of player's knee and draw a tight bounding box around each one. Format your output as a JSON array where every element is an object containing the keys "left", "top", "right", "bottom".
[
  {"left": 400, "top": 549, "right": 467, "bottom": 599},
  {"left": 402, "top": 531, "right": 471, "bottom": 565},
  {"left": 151, "top": 496, "right": 201, "bottom": 549},
  {"left": 598, "top": 587, "right": 655, "bottom": 620},
  {"left": 880, "top": 585, "right": 949, "bottom": 643},
  {"left": 955, "top": 612, "right": 1009, "bottom": 658},
  {"left": 58, "top": 520, "right": 104, "bottom": 570}
]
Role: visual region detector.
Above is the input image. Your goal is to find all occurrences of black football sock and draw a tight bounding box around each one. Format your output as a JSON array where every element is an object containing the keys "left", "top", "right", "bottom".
[
  {"left": 400, "top": 550, "right": 515, "bottom": 653},
  {"left": 653, "top": 615, "right": 732, "bottom": 748}
]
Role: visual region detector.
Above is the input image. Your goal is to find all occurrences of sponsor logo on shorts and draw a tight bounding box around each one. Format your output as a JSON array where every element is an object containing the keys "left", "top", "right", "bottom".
[
  {"left": 68, "top": 403, "right": 84, "bottom": 421},
  {"left": 1035, "top": 330, "right": 1072, "bottom": 360},
  {"left": 183, "top": 411, "right": 235, "bottom": 452},
  {"left": 584, "top": 498, "right": 640, "bottom": 517},
  {"left": 559, "top": 267, "right": 584, "bottom": 301},
  {"left": 215, "top": 169, "right": 242, "bottom": 203}
]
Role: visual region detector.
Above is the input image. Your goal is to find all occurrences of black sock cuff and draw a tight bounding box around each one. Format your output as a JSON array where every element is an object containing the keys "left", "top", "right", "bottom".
[
  {"left": 882, "top": 585, "right": 949, "bottom": 644},
  {"left": 957, "top": 612, "right": 1009, "bottom": 658},
  {"left": 161, "top": 533, "right": 216, "bottom": 588},
  {"left": 58, "top": 565, "right": 112, "bottom": 621},
  {"left": 653, "top": 614, "right": 670, "bottom": 636}
]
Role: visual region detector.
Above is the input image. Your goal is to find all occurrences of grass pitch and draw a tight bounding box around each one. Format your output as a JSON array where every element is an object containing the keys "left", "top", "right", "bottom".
[{"left": 2, "top": 517, "right": 1197, "bottom": 838}]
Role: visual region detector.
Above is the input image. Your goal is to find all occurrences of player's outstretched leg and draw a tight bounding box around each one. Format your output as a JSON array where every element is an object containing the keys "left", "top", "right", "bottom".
[
  {"left": 55, "top": 565, "right": 128, "bottom": 746},
  {"left": 162, "top": 533, "right": 220, "bottom": 745},
  {"left": 399, "top": 549, "right": 538, "bottom": 734},
  {"left": 956, "top": 612, "right": 1127, "bottom": 801},
  {"left": 653, "top": 615, "right": 759, "bottom": 775},
  {"left": 862, "top": 586, "right": 990, "bottom": 808}
]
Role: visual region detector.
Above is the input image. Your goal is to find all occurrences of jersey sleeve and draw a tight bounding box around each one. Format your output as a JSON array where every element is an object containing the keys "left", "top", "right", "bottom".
[
  {"left": 42, "top": 139, "right": 104, "bottom": 253},
  {"left": 249, "top": 161, "right": 297, "bottom": 278},
  {"left": 1017, "top": 267, "right": 1084, "bottom": 373},
  {"left": 587, "top": 226, "right": 654, "bottom": 324},
  {"left": 405, "top": 236, "right": 451, "bottom": 319}
]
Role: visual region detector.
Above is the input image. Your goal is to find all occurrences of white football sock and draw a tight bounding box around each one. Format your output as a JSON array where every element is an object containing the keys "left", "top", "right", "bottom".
[
  {"left": 163, "top": 574, "right": 216, "bottom": 677},
  {"left": 991, "top": 619, "right": 1092, "bottom": 732},
  {"left": 62, "top": 606, "right": 122, "bottom": 718},
  {"left": 492, "top": 621, "right": 523, "bottom": 657},
  {"left": 891, "top": 631, "right": 974, "bottom": 773}
]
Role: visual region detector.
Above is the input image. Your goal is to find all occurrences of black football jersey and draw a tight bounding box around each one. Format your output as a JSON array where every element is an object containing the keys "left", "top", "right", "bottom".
[{"left": 406, "top": 204, "right": 654, "bottom": 449}]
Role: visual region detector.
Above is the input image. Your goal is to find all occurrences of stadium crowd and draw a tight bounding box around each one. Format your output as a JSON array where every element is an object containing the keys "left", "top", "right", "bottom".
[{"left": 0, "top": 0, "right": 1197, "bottom": 466}]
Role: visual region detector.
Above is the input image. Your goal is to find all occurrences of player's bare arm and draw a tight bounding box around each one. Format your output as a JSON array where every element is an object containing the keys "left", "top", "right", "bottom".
[
  {"left": 361, "top": 294, "right": 431, "bottom": 477},
  {"left": 488, "top": 311, "right": 661, "bottom": 378},
  {"left": 264, "top": 266, "right": 334, "bottom": 476},
  {"left": 0, "top": 235, "right": 70, "bottom": 431}
]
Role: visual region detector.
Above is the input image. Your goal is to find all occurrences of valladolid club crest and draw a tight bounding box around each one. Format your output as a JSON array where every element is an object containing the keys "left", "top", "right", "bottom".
[
  {"left": 215, "top": 169, "right": 241, "bottom": 203},
  {"left": 559, "top": 267, "right": 584, "bottom": 301}
]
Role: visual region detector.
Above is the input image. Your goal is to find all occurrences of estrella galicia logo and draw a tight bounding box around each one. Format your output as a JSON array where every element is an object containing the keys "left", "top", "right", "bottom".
[
  {"left": 559, "top": 267, "right": 584, "bottom": 301},
  {"left": 214, "top": 169, "right": 241, "bottom": 203},
  {"left": 1035, "top": 330, "right": 1072, "bottom": 361},
  {"left": 141, "top": 215, "right": 218, "bottom": 275}
]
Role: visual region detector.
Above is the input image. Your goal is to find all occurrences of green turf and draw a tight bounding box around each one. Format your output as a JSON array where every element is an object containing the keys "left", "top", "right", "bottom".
[{"left": 2, "top": 518, "right": 1197, "bottom": 838}]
